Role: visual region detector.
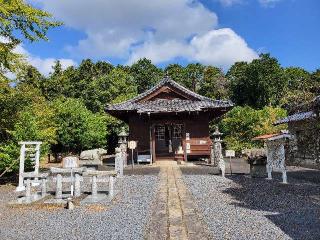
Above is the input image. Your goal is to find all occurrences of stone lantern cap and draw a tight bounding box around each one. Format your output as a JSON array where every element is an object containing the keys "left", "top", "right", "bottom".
[
  {"left": 212, "top": 126, "right": 223, "bottom": 137},
  {"left": 118, "top": 128, "right": 128, "bottom": 137}
]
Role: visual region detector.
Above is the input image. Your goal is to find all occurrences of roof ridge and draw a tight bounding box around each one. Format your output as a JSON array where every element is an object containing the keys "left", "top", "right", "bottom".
[{"left": 106, "top": 76, "right": 234, "bottom": 108}]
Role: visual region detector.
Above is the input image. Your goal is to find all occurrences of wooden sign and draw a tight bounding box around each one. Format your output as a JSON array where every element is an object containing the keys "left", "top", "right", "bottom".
[
  {"left": 186, "top": 133, "right": 190, "bottom": 141},
  {"left": 128, "top": 141, "right": 137, "bottom": 149},
  {"left": 186, "top": 143, "right": 191, "bottom": 153},
  {"left": 62, "top": 156, "right": 79, "bottom": 168},
  {"left": 225, "top": 150, "right": 235, "bottom": 157}
]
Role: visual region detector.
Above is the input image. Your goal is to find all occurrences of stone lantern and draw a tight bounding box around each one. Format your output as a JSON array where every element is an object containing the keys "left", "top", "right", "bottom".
[
  {"left": 211, "top": 126, "right": 225, "bottom": 177},
  {"left": 213, "top": 126, "right": 223, "bottom": 142},
  {"left": 118, "top": 128, "right": 128, "bottom": 166}
]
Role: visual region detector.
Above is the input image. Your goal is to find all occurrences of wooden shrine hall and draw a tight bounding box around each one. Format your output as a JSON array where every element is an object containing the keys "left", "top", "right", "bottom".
[{"left": 105, "top": 77, "right": 233, "bottom": 162}]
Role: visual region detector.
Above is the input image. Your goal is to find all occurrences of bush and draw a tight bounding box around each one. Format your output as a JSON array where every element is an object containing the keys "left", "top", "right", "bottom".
[
  {"left": 219, "top": 106, "right": 287, "bottom": 152},
  {"left": 52, "top": 98, "right": 107, "bottom": 153}
]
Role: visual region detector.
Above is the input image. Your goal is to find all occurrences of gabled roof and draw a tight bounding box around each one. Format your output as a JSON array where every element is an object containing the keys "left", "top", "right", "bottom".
[
  {"left": 275, "top": 111, "right": 317, "bottom": 125},
  {"left": 106, "top": 77, "right": 233, "bottom": 115}
]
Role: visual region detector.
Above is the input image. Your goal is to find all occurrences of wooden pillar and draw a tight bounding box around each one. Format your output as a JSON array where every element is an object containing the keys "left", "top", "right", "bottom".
[
  {"left": 182, "top": 123, "right": 187, "bottom": 162},
  {"left": 151, "top": 125, "right": 156, "bottom": 163}
]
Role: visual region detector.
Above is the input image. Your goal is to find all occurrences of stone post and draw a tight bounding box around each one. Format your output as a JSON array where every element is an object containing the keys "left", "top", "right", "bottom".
[
  {"left": 74, "top": 174, "right": 81, "bottom": 197},
  {"left": 41, "top": 178, "right": 47, "bottom": 197},
  {"left": 91, "top": 175, "right": 97, "bottom": 198},
  {"left": 115, "top": 147, "right": 124, "bottom": 177},
  {"left": 25, "top": 178, "right": 31, "bottom": 202},
  {"left": 109, "top": 176, "right": 114, "bottom": 198},
  {"left": 55, "top": 174, "right": 63, "bottom": 199}
]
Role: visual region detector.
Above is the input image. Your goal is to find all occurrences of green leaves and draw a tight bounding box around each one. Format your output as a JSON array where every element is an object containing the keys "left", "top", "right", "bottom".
[
  {"left": 228, "top": 54, "right": 286, "bottom": 109},
  {"left": 0, "top": 0, "right": 61, "bottom": 73},
  {"left": 130, "top": 58, "right": 163, "bottom": 93},
  {"left": 52, "top": 98, "right": 107, "bottom": 153},
  {"left": 219, "top": 106, "right": 287, "bottom": 152}
]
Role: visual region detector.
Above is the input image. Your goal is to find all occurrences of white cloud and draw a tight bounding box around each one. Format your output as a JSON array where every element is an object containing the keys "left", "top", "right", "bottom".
[
  {"left": 14, "top": 44, "right": 76, "bottom": 76},
  {"left": 127, "top": 28, "right": 258, "bottom": 69},
  {"left": 216, "top": 0, "right": 243, "bottom": 6},
  {"left": 190, "top": 28, "right": 258, "bottom": 67},
  {"left": 36, "top": 0, "right": 257, "bottom": 68}
]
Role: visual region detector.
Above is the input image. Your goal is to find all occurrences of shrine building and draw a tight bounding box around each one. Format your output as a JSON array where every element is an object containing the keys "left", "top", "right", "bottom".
[{"left": 105, "top": 77, "right": 233, "bottom": 162}]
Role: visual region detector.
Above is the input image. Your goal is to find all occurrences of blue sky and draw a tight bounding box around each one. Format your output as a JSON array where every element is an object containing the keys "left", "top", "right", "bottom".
[{"left": 22, "top": 0, "right": 319, "bottom": 75}]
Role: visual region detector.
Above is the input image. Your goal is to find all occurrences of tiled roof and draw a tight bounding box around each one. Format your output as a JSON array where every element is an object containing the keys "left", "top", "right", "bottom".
[
  {"left": 106, "top": 77, "right": 233, "bottom": 113},
  {"left": 275, "top": 111, "right": 317, "bottom": 125}
]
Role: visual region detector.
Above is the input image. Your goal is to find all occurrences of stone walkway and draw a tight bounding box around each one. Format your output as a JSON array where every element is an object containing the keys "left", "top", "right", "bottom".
[{"left": 145, "top": 161, "right": 212, "bottom": 240}]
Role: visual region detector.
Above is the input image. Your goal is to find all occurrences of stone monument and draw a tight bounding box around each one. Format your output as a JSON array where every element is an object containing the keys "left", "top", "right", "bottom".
[{"left": 265, "top": 133, "right": 291, "bottom": 184}]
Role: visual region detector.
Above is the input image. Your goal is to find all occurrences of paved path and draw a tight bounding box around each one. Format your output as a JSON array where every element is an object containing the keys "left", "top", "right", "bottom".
[{"left": 145, "top": 161, "right": 212, "bottom": 240}]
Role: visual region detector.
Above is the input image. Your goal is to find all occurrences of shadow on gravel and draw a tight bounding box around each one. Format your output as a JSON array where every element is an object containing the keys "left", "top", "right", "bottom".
[
  {"left": 288, "top": 169, "right": 320, "bottom": 184},
  {"left": 224, "top": 174, "right": 320, "bottom": 240},
  {"left": 0, "top": 174, "right": 18, "bottom": 186},
  {"left": 124, "top": 166, "right": 160, "bottom": 176}
]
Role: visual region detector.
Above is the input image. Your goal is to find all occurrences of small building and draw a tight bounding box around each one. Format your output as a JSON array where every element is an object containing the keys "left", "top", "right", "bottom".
[
  {"left": 275, "top": 96, "right": 320, "bottom": 169},
  {"left": 105, "top": 77, "right": 233, "bottom": 162}
]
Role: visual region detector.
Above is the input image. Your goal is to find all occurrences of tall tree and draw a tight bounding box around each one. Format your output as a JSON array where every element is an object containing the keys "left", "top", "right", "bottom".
[
  {"left": 228, "top": 54, "right": 286, "bottom": 109},
  {"left": 199, "top": 66, "right": 229, "bottom": 100},
  {"left": 165, "top": 64, "right": 185, "bottom": 85},
  {"left": 183, "top": 63, "right": 205, "bottom": 92},
  {"left": 130, "top": 58, "right": 163, "bottom": 93},
  {"left": 281, "top": 67, "right": 314, "bottom": 111},
  {"left": 0, "top": 0, "right": 61, "bottom": 73},
  {"left": 41, "top": 61, "right": 72, "bottom": 100},
  {"left": 52, "top": 98, "right": 107, "bottom": 153}
]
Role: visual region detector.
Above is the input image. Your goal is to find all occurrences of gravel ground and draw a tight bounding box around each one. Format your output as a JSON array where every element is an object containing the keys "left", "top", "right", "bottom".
[
  {"left": 0, "top": 166, "right": 160, "bottom": 240},
  {"left": 182, "top": 166, "right": 320, "bottom": 240}
]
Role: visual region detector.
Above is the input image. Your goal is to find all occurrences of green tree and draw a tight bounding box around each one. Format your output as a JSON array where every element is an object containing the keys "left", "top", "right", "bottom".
[
  {"left": 199, "top": 66, "right": 229, "bottom": 99},
  {"left": 219, "top": 106, "right": 287, "bottom": 152},
  {"left": 0, "top": 0, "right": 61, "bottom": 73},
  {"left": 0, "top": 98, "right": 56, "bottom": 172},
  {"left": 81, "top": 67, "right": 137, "bottom": 112},
  {"left": 52, "top": 98, "right": 107, "bottom": 153},
  {"left": 130, "top": 58, "right": 163, "bottom": 93},
  {"left": 228, "top": 54, "right": 286, "bottom": 108},
  {"left": 183, "top": 63, "right": 205, "bottom": 92},
  {"left": 281, "top": 67, "right": 314, "bottom": 111},
  {"left": 41, "top": 61, "right": 72, "bottom": 100},
  {"left": 165, "top": 64, "right": 185, "bottom": 85},
  {"left": 311, "top": 69, "right": 320, "bottom": 95}
]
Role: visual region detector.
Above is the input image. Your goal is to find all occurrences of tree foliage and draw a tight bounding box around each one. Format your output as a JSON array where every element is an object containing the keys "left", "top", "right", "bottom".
[
  {"left": 130, "top": 58, "right": 163, "bottom": 93},
  {"left": 219, "top": 106, "right": 287, "bottom": 152},
  {"left": 0, "top": 0, "right": 61, "bottom": 73},
  {"left": 52, "top": 98, "right": 107, "bottom": 153},
  {"left": 229, "top": 54, "right": 287, "bottom": 108}
]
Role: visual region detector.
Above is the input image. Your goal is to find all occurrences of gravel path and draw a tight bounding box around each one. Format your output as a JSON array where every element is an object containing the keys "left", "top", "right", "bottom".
[
  {"left": 182, "top": 166, "right": 320, "bottom": 240},
  {"left": 0, "top": 170, "right": 159, "bottom": 240}
]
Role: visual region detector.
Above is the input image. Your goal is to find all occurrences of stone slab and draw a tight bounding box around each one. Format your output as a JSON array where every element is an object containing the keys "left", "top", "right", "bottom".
[
  {"left": 80, "top": 190, "right": 119, "bottom": 205},
  {"left": 9, "top": 194, "right": 46, "bottom": 205}
]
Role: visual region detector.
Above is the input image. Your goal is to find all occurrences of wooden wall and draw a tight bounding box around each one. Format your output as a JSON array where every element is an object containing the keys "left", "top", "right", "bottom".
[{"left": 128, "top": 112, "right": 212, "bottom": 161}]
